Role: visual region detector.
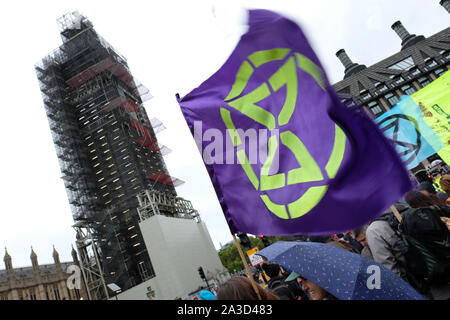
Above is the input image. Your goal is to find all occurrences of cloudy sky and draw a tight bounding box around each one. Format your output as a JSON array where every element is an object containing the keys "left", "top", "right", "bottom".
[{"left": 0, "top": 0, "right": 448, "bottom": 268}]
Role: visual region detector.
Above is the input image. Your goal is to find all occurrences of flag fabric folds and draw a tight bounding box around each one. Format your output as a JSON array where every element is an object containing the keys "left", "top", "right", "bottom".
[
  {"left": 375, "top": 71, "right": 449, "bottom": 169},
  {"left": 177, "top": 9, "right": 412, "bottom": 236},
  {"left": 375, "top": 95, "right": 443, "bottom": 170},
  {"left": 411, "top": 71, "right": 450, "bottom": 165}
]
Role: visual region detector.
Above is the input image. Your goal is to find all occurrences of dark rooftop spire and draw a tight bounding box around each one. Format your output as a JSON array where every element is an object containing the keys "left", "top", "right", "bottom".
[
  {"left": 336, "top": 49, "right": 367, "bottom": 79},
  {"left": 391, "top": 20, "right": 425, "bottom": 50},
  {"left": 440, "top": 0, "right": 450, "bottom": 14}
]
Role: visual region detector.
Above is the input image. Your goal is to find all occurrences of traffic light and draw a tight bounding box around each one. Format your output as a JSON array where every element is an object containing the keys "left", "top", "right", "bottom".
[
  {"left": 198, "top": 266, "right": 206, "bottom": 281},
  {"left": 238, "top": 233, "right": 252, "bottom": 248},
  {"left": 259, "top": 235, "right": 270, "bottom": 247}
]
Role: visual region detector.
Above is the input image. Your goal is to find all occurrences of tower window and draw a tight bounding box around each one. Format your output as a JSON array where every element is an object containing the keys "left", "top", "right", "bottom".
[
  {"left": 401, "top": 84, "right": 416, "bottom": 95},
  {"left": 417, "top": 76, "right": 431, "bottom": 88},
  {"left": 384, "top": 92, "right": 399, "bottom": 106},
  {"left": 367, "top": 101, "right": 383, "bottom": 116},
  {"left": 388, "top": 56, "right": 414, "bottom": 70}
]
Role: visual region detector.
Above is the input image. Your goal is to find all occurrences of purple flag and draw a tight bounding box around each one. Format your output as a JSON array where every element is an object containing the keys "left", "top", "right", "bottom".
[{"left": 177, "top": 10, "right": 412, "bottom": 236}]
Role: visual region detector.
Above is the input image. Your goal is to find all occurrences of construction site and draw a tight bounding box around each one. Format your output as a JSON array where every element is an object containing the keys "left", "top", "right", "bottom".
[{"left": 34, "top": 12, "right": 207, "bottom": 299}]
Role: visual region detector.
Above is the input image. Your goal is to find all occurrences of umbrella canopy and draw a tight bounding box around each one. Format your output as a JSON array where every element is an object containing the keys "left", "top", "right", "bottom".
[{"left": 256, "top": 241, "right": 425, "bottom": 300}]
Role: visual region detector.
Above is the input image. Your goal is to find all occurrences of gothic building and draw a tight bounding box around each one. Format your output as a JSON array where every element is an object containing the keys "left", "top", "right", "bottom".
[{"left": 0, "top": 247, "right": 88, "bottom": 300}]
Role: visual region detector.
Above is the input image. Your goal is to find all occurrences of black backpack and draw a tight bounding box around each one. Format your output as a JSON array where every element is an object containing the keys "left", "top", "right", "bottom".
[
  {"left": 398, "top": 206, "right": 450, "bottom": 287},
  {"left": 268, "top": 278, "right": 297, "bottom": 300}
]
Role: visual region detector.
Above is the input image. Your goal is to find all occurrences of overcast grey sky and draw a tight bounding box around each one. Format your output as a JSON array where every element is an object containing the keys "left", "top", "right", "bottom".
[{"left": 0, "top": 0, "right": 448, "bottom": 268}]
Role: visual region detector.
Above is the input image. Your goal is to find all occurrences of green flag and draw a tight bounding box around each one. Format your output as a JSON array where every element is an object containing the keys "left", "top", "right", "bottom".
[{"left": 411, "top": 71, "right": 450, "bottom": 164}]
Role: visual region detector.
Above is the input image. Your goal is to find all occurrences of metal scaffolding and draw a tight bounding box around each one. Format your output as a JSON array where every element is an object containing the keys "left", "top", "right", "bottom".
[
  {"left": 35, "top": 11, "right": 185, "bottom": 296},
  {"left": 73, "top": 220, "right": 109, "bottom": 300},
  {"left": 136, "top": 189, "right": 200, "bottom": 222}
]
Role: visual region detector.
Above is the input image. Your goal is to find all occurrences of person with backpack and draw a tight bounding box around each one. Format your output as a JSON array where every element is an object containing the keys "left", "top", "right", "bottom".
[
  {"left": 261, "top": 262, "right": 307, "bottom": 300},
  {"left": 405, "top": 189, "right": 450, "bottom": 217},
  {"left": 402, "top": 190, "right": 450, "bottom": 300},
  {"left": 365, "top": 202, "right": 409, "bottom": 280}
]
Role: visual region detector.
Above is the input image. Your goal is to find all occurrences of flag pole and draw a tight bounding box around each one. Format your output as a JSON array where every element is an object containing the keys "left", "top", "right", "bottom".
[
  {"left": 390, "top": 205, "right": 402, "bottom": 222},
  {"left": 232, "top": 234, "right": 262, "bottom": 300}
]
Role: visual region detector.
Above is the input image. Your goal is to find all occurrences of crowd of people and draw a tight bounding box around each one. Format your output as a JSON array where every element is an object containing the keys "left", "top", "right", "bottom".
[{"left": 194, "top": 166, "right": 450, "bottom": 301}]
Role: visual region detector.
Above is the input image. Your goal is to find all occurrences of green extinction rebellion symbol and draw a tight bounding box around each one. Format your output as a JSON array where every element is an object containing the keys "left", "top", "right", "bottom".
[{"left": 220, "top": 48, "right": 347, "bottom": 220}]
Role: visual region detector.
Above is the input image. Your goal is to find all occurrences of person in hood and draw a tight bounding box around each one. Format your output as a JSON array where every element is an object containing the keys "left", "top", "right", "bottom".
[{"left": 198, "top": 290, "right": 216, "bottom": 300}]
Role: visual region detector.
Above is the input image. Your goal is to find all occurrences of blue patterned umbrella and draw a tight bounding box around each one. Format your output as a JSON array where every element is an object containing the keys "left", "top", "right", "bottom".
[{"left": 256, "top": 241, "right": 425, "bottom": 300}]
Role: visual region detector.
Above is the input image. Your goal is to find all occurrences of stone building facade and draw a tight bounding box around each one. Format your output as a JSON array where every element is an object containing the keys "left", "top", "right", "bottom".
[
  {"left": 333, "top": 24, "right": 449, "bottom": 119},
  {"left": 0, "top": 246, "right": 88, "bottom": 300},
  {"left": 332, "top": 1, "right": 450, "bottom": 171}
]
